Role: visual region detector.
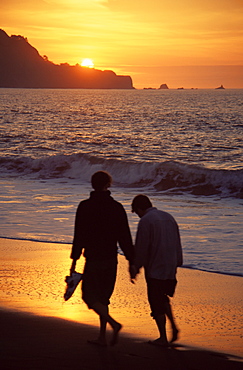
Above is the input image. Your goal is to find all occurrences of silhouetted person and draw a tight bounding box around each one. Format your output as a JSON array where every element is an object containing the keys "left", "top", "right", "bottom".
[
  {"left": 70, "top": 171, "right": 134, "bottom": 346},
  {"left": 130, "top": 195, "right": 183, "bottom": 346}
]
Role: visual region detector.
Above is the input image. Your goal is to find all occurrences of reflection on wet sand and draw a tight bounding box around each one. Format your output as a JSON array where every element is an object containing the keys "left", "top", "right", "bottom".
[{"left": 0, "top": 238, "right": 242, "bottom": 358}]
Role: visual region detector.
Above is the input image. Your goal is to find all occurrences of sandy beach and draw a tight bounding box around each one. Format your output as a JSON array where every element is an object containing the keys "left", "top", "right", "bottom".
[{"left": 1, "top": 238, "right": 243, "bottom": 369}]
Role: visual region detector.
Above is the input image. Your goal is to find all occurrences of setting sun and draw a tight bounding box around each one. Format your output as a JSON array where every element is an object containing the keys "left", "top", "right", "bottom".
[
  {"left": 81, "top": 58, "right": 94, "bottom": 68},
  {"left": 1, "top": 0, "right": 243, "bottom": 87}
]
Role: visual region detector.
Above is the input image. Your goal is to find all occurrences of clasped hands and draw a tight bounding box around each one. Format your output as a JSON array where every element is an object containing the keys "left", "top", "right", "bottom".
[{"left": 129, "top": 264, "right": 138, "bottom": 284}]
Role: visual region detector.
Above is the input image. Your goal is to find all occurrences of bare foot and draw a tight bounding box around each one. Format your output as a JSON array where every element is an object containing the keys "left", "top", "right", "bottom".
[
  {"left": 110, "top": 323, "right": 122, "bottom": 346},
  {"left": 170, "top": 328, "right": 179, "bottom": 343},
  {"left": 87, "top": 339, "right": 107, "bottom": 347},
  {"left": 148, "top": 338, "right": 169, "bottom": 347}
]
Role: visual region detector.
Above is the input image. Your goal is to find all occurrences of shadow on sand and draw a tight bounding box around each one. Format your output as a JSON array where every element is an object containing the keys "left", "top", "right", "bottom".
[{"left": 1, "top": 309, "right": 242, "bottom": 370}]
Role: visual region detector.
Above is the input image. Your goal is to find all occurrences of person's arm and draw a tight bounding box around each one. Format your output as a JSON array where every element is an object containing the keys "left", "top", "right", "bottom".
[
  {"left": 117, "top": 205, "right": 134, "bottom": 264},
  {"left": 70, "top": 203, "right": 84, "bottom": 265},
  {"left": 70, "top": 259, "right": 77, "bottom": 275},
  {"left": 175, "top": 223, "right": 183, "bottom": 267},
  {"left": 134, "top": 218, "right": 150, "bottom": 273}
]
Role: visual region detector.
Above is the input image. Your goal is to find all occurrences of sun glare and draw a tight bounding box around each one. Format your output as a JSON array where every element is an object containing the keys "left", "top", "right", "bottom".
[{"left": 81, "top": 58, "right": 94, "bottom": 68}]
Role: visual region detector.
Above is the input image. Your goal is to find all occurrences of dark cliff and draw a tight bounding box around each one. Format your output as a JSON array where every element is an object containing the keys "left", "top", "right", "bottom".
[{"left": 0, "top": 29, "right": 134, "bottom": 89}]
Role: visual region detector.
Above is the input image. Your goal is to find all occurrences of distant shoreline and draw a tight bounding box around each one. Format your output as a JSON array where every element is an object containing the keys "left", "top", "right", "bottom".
[{"left": 0, "top": 29, "right": 134, "bottom": 89}]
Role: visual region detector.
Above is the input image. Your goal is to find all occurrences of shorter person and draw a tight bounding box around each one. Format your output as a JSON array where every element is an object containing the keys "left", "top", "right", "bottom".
[{"left": 130, "top": 195, "right": 183, "bottom": 346}]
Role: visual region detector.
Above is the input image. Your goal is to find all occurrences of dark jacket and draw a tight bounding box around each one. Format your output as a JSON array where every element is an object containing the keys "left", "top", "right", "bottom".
[{"left": 71, "top": 191, "right": 134, "bottom": 263}]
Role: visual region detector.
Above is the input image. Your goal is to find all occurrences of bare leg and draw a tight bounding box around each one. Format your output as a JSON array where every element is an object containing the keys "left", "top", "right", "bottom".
[
  {"left": 150, "top": 314, "right": 168, "bottom": 346},
  {"left": 165, "top": 301, "right": 179, "bottom": 343},
  {"left": 88, "top": 310, "right": 108, "bottom": 346},
  {"left": 99, "top": 314, "right": 107, "bottom": 344},
  {"left": 91, "top": 302, "right": 122, "bottom": 346}
]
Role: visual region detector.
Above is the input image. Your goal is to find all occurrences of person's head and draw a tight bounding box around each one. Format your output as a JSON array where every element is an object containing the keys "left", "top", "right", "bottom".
[
  {"left": 131, "top": 194, "right": 152, "bottom": 217},
  {"left": 91, "top": 171, "right": 112, "bottom": 191}
]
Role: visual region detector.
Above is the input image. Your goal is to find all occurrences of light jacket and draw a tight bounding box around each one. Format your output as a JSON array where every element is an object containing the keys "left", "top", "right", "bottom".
[{"left": 134, "top": 207, "right": 183, "bottom": 280}]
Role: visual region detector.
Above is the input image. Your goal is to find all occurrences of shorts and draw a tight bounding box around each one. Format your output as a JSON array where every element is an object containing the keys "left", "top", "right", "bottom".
[
  {"left": 82, "top": 257, "right": 117, "bottom": 309},
  {"left": 146, "top": 277, "right": 177, "bottom": 318}
]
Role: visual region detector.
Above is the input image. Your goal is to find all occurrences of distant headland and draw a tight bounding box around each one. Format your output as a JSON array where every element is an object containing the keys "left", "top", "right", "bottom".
[{"left": 0, "top": 29, "right": 134, "bottom": 89}]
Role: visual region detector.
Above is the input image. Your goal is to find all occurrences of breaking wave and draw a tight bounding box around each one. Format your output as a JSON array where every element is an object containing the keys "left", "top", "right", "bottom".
[{"left": 1, "top": 153, "right": 242, "bottom": 198}]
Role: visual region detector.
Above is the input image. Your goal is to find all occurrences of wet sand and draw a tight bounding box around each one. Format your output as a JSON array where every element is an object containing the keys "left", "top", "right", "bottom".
[
  {"left": 1, "top": 308, "right": 243, "bottom": 370},
  {"left": 1, "top": 238, "right": 243, "bottom": 369}
]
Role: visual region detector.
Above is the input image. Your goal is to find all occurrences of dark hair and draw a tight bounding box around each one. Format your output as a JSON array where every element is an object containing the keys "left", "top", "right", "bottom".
[
  {"left": 91, "top": 171, "right": 112, "bottom": 191},
  {"left": 131, "top": 194, "right": 152, "bottom": 212}
]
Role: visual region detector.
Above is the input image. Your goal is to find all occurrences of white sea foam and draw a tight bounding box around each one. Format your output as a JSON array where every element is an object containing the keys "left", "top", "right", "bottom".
[
  {"left": 0, "top": 88, "right": 242, "bottom": 276},
  {"left": 0, "top": 175, "right": 242, "bottom": 277},
  {"left": 1, "top": 154, "right": 242, "bottom": 198}
]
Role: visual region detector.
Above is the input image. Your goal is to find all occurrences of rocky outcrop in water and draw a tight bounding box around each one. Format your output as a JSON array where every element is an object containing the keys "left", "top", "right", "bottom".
[{"left": 159, "top": 84, "right": 169, "bottom": 89}]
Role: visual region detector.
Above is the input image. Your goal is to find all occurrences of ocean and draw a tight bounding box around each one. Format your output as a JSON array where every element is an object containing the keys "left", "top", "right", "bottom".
[{"left": 0, "top": 88, "right": 242, "bottom": 277}]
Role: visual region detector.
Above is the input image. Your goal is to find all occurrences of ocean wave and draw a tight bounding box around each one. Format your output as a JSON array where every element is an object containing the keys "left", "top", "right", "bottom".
[{"left": 1, "top": 153, "right": 242, "bottom": 198}]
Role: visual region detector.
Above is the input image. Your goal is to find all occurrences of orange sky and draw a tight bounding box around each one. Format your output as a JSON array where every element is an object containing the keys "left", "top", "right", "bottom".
[{"left": 1, "top": 0, "right": 243, "bottom": 88}]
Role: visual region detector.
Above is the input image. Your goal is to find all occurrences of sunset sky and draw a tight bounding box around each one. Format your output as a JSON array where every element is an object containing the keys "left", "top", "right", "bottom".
[{"left": 1, "top": 0, "right": 243, "bottom": 88}]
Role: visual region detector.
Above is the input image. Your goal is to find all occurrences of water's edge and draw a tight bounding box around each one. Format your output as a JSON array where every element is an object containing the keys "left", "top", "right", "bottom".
[{"left": 2, "top": 236, "right": 242, "bottom": 278}]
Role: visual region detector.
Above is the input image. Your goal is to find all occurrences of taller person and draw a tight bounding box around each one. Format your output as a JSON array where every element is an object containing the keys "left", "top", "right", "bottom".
[
  {"left": 70, "top": 171, "right": 134, "bottom": 346},
  {"left": 130, "top": 195, "right": 183, "bottom": 347}
]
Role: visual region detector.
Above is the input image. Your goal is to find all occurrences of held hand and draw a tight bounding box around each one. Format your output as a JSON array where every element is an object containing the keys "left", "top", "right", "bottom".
[{"left": 129, "top": 264, "right": 137, "bottom": 284}]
